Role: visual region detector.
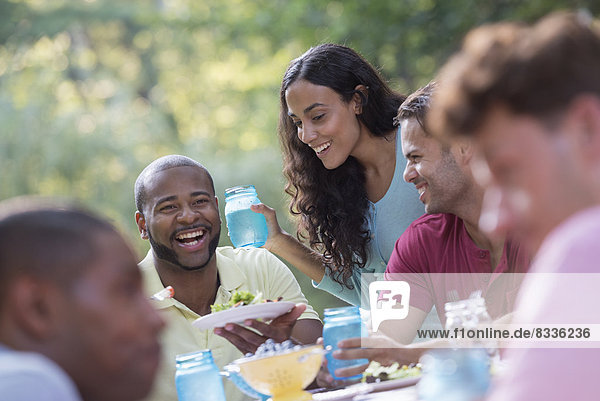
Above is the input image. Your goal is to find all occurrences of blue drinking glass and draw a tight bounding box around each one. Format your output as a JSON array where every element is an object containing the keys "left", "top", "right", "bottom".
[
  {"left": 175, "top": 349, "right": 226, "bottom": 401},
  {"left": 322, "top": 306, "right": 369, "bottom": 381},
  {"left": 224, "top": 185, "right": 268, "bottom": 248},
  {"left": 418, "top": 348, "right": 491, "bottom": 401}
]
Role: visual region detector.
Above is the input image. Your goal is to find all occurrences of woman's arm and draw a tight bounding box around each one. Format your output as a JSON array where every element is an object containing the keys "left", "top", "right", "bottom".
[{"left": 251, "top": 203, "right": 326, "bottom": 283}]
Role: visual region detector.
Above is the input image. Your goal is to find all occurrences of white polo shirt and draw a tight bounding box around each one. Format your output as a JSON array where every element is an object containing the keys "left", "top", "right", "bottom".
[{"left": 139, "top": 246, "right": 320, "bottom": 401}]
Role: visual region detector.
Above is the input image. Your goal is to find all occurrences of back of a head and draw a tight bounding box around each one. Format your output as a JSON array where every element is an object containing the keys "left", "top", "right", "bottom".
[
  {"left": 430, "top": 11, "right": 600, "bottom": 138},
  {"left": 0, "top": 198, "right": 163, "bottom": 401},
  {"left": 0, "top": 198, "right": 116, "bottom": 307}
]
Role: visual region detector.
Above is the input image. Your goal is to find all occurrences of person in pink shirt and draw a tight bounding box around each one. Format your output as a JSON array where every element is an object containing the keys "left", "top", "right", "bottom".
[{"left": 430, "top": 11, "right": 600, "bottom": 401}]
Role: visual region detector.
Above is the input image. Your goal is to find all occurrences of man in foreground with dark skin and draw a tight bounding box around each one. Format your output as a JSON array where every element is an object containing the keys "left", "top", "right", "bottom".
[
  {"left": 0, "top": 198, "right": 165, "bottom": 401},
  {"left": 134, "top": 155, "right": 322, "bottom": 401},
  {"left": 430, "top": 11, "right": 600, "bottom": 401}
]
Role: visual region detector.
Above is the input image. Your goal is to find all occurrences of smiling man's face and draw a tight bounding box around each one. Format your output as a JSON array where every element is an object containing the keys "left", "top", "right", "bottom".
[
  {"left": 401, "top": 117, "right": 471, "bottom": 215},
  {"left": 137, "top": 166, "right": 221, "bottom": 271},
  {"left": 472, "top": 104, "right": 592, "bottom": 252}
]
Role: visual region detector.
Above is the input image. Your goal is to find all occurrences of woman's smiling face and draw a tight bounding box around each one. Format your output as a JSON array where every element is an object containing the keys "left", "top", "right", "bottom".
[{"left": 285, "top": 79, "right": 363, "bottom": 170}]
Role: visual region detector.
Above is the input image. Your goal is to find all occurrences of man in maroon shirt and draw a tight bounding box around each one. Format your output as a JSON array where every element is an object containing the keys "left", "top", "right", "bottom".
[
  {"left": 377, "top": 82, "right": 530, "bottom": 344},
  {"left": 329, "top": 83, "right": 531, "bottom": 378}
]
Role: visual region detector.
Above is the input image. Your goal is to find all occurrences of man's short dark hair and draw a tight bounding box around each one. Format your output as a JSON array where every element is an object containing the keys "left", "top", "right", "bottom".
[
  {"left": 395, "top": 81, "right": 437, "bottom": 136},
  {"left": 0, "top": 198, "right": 118, "bottom": 307},
  {"left": 134, "top": 155, "right": 214, "bottom": 213},
  {"left": 430, "top": 11, "right": 600, "bottom": 138}
]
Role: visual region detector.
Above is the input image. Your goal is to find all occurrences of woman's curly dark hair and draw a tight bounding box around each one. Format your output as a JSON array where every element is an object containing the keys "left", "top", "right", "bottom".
[{"left": 278, "top": 43, "right": 406, "bottom": 289}]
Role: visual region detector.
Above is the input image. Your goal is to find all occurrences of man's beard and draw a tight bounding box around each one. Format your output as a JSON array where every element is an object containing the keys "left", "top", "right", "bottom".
[
  {"left": 147, "top": 226, "right": 221, "bottom": 271},
  {"left": 424, "top": 150, "right": 468, "bottom": 215}
]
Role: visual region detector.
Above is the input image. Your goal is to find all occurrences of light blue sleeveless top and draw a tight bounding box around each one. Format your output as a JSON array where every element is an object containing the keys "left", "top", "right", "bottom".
[{"left": 313, "top": 127, "right": 425, "bottom": 306}]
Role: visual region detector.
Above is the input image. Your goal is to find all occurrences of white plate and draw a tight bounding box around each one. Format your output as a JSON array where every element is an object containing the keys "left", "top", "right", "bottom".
[
  {"left": 311, "top": 376, "right": 420, "bottom": 401},
  {"left": 192, "top": 301, "right": 296, "bottom": 330}
]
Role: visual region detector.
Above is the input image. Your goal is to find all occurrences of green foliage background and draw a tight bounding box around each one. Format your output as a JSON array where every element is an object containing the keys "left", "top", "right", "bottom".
[{"left": 1, "top": 0, "right": 597, "bottom": 314}]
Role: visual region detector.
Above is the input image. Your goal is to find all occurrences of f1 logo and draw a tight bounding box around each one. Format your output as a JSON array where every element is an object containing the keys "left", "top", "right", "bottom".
[{"left": 369, "top": 280, "right": 410, "bottom": 332}]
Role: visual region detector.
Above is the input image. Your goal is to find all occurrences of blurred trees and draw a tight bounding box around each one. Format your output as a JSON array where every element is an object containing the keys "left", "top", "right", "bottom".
[{"left": 1, "top": 0, "right": 597, "bottom": 313}]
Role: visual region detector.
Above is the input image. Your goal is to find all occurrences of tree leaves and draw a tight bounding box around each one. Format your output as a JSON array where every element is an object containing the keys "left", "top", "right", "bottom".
[{"left": 1, "top": 0, "right": 597, "bottom": 312}]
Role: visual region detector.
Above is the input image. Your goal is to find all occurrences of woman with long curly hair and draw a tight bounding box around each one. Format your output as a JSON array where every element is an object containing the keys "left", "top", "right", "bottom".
[{"left": 252, "top": 43, "right": 424, "bottom": 306}]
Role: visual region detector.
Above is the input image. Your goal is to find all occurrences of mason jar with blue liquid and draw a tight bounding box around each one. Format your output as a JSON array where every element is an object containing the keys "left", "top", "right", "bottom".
[
  {"left": 224, "top": 185, "right": 268, "bottom": 248},
  {"left": 175, "top": 349, "right": 226, "bottom": 401},
  {"left": 323, "top": 306, "right": 369, "bottom": 381},
  {"left": 417, "top": 348, "right": 491, "bottom": 401},
  {"left": 417, "top": 296, "right": 493, "bottom": 401}
]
